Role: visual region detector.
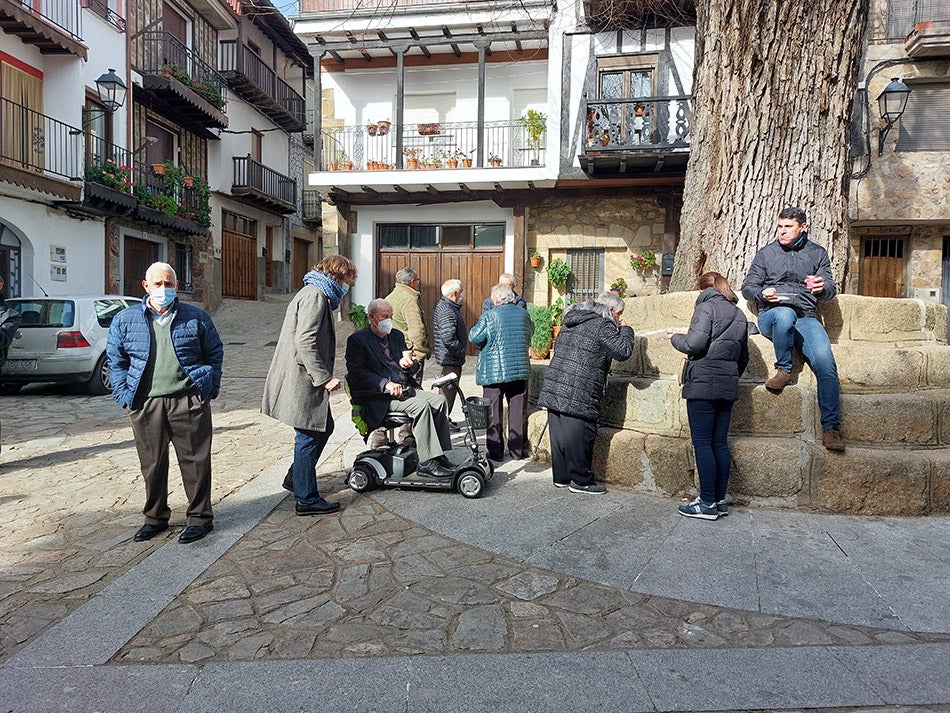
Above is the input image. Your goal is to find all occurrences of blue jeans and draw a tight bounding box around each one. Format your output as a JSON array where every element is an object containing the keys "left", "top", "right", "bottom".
[
  {"left": 757, "top": 307, "right": 841, "bottom": 429},
  {"left": 686, "top": 399, "right": 734, "bottom": 504},
  {"left": 291, "top": 415, "right": 334, "bottom": 505}
]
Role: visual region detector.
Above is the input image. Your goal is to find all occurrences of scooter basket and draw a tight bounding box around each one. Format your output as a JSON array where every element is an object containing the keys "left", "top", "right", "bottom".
[{"left": 464, "top": 396, "right": 492, "bottom": 430}]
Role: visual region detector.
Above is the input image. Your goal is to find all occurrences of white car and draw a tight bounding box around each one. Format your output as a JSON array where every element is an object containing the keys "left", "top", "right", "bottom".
[{"left": 1, "top": 295, "right": 141, "bottom": 395}]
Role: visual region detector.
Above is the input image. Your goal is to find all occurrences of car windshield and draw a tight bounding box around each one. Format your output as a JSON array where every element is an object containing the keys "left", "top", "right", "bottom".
[
  {"left": 11, "top": 300, "right": 75, "bottom": 328},
  {"left": 95, "top": 299, "right": 131, "bottom": 328}
]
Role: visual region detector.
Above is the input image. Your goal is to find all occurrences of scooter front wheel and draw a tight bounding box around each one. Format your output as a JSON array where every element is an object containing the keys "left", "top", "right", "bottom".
[
  {"left": 348, "top": 463, "right": 377, "bottom": 493},
  {"left": 456, "top": 470, "right": 485, "bottom": 499}
]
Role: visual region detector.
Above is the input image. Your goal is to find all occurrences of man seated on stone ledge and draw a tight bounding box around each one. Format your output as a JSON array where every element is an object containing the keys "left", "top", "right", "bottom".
[
  {"left": 345, "top": 298, "right": 457, "bottom": 476},
  {"left": 741, "top": 206, "right": 845, "bottom": 452}
]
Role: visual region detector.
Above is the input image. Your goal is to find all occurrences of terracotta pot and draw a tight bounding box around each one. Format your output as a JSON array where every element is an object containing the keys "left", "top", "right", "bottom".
[
  {"left": 490, "top": 159, "right": 502, "bottom": 167},
  {"left": 406, "top": 158, "right": 419, "bottom": 170},
  {"left": 446, "top": 159, "right": 458, "bottom": 169},
  {"left": 344, "top": 161, "right": 353, "bottom": 171},
  {"left": 530, "top": 256, "right": 542, "bottom": 268},
  {"left": 377, "top": 120, "right": 391, "bottom": 136},
  {"left": 151, "top": 163, "right": 166, "bottom": 175},
  {"left": 367, "top": 123, "right": 378, "bottom": 136},
  {"left": 327, "top": 161, "right": 339, "bottom": 171},
  {"left": 552, "top": 325, "right": 562, "bottom": 342},
  {"left": 462, "top": 158, "right": 473, "bottom": 168},
  {"left": 183, "top": 176, "right": 194, "bottom": 188},
  {"left": 529, "top": 347, "right": 550, "bottom": 360}
]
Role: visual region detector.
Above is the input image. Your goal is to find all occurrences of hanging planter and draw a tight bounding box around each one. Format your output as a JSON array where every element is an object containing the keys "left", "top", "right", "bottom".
[
  {"left": 367, "top": 123, "right": 378, "bottom": 136},
  {"left": 530, "top": 252, "right": 542, "bottom": 268},
  {"left": 151, "top": 163, "right": 166, "bottom": 175},
  {"left": 377, "top": 119, "right": 391, "bottom": 136}
]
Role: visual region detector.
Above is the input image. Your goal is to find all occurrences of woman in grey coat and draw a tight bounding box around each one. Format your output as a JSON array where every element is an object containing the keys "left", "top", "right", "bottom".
[{"left": 262, "top": 255, "right": 357, "bottom": 516}]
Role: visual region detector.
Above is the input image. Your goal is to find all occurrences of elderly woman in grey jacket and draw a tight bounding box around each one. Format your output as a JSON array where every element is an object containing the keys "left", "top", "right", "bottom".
[
  {"left": 262, "top": 255, "right": 357, "bottom": 516},
  {"left": 538, "top": 293, "right": 634, "bottom": 494},
  {"left": 668, "top": 272, "right": 749, "bottom": 520},
  {"left": 468, "top": 283, "right": 533, "bottom": 461}
]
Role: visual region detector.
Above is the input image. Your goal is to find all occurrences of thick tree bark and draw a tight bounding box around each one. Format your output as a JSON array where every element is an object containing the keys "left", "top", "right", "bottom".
[{"left": 671, "top": 0, "right": 869, "bottom": 291}]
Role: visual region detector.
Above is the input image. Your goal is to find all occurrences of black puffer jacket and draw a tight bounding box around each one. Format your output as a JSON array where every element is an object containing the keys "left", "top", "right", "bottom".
[
  {"left": 538, "top": 301, "right": 634, "bottom": 421},
  {"left": 671, "top": 288, "right": 749, "bottom": 401},
  {"left": 432, "top": 296, "right": 467, "bottom": 366}
]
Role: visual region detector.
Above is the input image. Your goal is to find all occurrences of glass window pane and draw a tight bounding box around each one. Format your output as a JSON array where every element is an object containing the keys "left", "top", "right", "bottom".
[
  {"left": 379, "top": 225, "right": 409, "bottom": 248},
  {"left": 441, "top": 225, "right": 471, "bottom": 248},
  {"left": 630, "top": 70, "right": 652, "bottom": 98},
  {"left": 600, "top": 72, "right": 623, "bottom": 100},
  {"left": 474, "top": 224, "right": 504, "bottom": 248},
  {"left": 410, "top": 225, "right": 438, "bottom": 249}
]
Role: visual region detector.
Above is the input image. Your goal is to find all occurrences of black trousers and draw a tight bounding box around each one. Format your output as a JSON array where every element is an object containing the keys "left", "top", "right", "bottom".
[
  {"left": 438, "top": 364, "right": 463, "bottom": 415},
  {"left": 482, "top": 380, "right": 528, "bottom": 460},
  {"left": 547, "top": 410, "right": 598, "bottom": 487}
]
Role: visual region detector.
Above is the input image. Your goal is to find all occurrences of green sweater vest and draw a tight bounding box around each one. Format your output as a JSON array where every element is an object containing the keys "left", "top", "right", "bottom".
[{"left": 144, "top": 317, "right": 192, "bottom": 398}]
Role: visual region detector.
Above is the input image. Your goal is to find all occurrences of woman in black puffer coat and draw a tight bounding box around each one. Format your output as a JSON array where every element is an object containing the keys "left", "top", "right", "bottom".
[
  {"left": 538, "top": 293, "right": 634, "bottom": 494},
  {"left": 669, "top": 272, "right": 749, "bottom": 520}
]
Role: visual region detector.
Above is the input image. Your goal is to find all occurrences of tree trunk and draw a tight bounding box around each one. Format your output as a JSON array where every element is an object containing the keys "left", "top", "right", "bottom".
[{"left": 671, "top": 0, "right": 869, "bottom": 291}]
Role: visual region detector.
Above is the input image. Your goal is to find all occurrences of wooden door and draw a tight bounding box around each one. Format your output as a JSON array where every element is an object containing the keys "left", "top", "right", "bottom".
[
  {"left": 293, "top": 237, "right": 311, "bottom": 289},
  {"left": 859, "top": 238, "right": 905, "bottom": 298},
  {"left": 123, "top": 237, "right": 157, "bottom": 297},
  {"left": 222, "top": 229, "right": 257, "bottom": 300}
]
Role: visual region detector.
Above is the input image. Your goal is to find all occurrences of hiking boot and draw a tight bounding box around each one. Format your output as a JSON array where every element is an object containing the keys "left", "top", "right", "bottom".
[
  {"left": 569, "top": 481, "right": 607, "bottom": 495},
  {"left": 678, "top": 498, "right": 720, "bottom": 520},
  {"left": 765, "top": 369, "right": 792, "bottom": 392},
  {"left": 822, "top": 426, "right": 845, "bottom": 452}
]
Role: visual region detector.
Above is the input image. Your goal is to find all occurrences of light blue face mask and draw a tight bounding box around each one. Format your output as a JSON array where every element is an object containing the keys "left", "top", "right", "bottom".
[
  {"left": 340, "top": 282, "right": 350, "bottom": 296},
  {"left": 151, "top": 287, "right": 177, "bottom": 309}
]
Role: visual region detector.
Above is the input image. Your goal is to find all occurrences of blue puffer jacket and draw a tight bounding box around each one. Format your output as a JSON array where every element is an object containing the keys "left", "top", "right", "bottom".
[
  {"left": 107, "top": 297, "right": 224, "bottom": 409},
  {"left": 468, "top": 303, "right": 533, "bottom": 385}
]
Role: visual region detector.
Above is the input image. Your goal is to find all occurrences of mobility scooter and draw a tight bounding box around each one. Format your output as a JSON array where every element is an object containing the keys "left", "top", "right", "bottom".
[{"left": 346, "top": 373, "right": 494, "bottom": 498}]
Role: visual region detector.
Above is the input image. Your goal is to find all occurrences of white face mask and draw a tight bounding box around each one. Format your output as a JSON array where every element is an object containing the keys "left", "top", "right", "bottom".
[{"left": 376, "top": 318, "right": 393, "bottom": 335}]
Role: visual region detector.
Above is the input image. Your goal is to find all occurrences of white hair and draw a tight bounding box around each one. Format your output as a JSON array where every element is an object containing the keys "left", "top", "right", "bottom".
[
  {"left": 367, "top": 298, "right": 391, "bottom": 316},
  {"left": 145, "top": 262, "right": 177, "bottom": 282},
  {"left": 491, "top": 283, "right": 515, "bottom": 304},
  {"left": 596, "top": 292, "right": 625, "bottom": 314},
  {"left": 441, "top": 279, "right": 462, "bottom": 297},
  {"left": 498, "top": 272, "right": 517, "bottom": 289}
]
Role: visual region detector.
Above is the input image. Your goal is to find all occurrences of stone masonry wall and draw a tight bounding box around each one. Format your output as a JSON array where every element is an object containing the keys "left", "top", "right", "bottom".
[{"left": 528, "top": 293, "right": 950, "bottom": 516}]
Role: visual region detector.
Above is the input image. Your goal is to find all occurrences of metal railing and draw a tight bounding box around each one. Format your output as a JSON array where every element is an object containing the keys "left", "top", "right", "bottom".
[
  {"left": 302, "top": 189, "right": 321, "bottom": 220},
  {"left": 80, "top": 0, "right": 126, "bottom": 31},
  {"left": 219, "top": 40, "right": 304, "bottom": 122},
  {"left": 300, "top": 0, "right": 475, "bottom": 10},
  {"left": 582, "top": 95, "right": 691, "bottom": 151},
  {"left": 319, "top": 120, "right": 545, "bottom": 171},
  {"left": 133, "top": 31, "right": 227, "bottom": 112},
  {"left": 233, "top": 156, "right": 296, "bottom": 205},
  {"left": 0, "top": 98, "right": 83, "bottom": 180},
  {"left": 7, "top": 0, "right": 83, "bottom": 40},
  {"left": 83, "top": 135, "right": 134, "bottom": 191},
  {"left": 131, "top": 160, "right": 210, "bottom": 224}
]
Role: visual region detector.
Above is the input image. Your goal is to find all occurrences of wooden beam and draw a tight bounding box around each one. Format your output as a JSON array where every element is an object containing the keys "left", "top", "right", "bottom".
[
  {"left": 359, "top": 185, "right": 379, "bottom": 194},
  {"left": 459, "top": 183, "right": 472, "bottom": 194},
  {"left": 425, "top": 184, "right": 439, "bottom": 195},
  {"left": 408, "top": 28, "right": 431, "bottom": 59},
  {"left": 393, "top": 184, "right": 409, "bottom": 194}
]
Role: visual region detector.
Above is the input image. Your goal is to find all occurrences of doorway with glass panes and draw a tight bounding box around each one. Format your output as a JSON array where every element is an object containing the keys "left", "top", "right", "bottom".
[{"left": 377, "top": 223, "right": 504, "bottom": 355}]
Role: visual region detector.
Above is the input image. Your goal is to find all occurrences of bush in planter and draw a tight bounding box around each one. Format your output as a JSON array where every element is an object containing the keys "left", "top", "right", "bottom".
[
  {"left": 348, "top": 303, "right": 369, "bottom": 328},
  {"left": 546, "top": 257, "right": 571, "bottom": 288},
  {"left": 528, "top": 305, "right": 553, "bottom": 358}
]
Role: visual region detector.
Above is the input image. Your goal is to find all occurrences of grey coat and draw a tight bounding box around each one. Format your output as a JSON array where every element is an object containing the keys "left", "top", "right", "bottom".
[{"left": 261, "top": 285, "right": 336, "bottom": 431}]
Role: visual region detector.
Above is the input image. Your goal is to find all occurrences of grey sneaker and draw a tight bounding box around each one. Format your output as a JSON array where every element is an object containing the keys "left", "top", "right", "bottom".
[
  {"left": 569, "top": 481, "right": 607, "bottom": 495},
  {"left": 678, "top": 498, "right": 720, "bottom": 520},
  {"left": 716, "top": 500, "right": 729, "bottom": 516}
]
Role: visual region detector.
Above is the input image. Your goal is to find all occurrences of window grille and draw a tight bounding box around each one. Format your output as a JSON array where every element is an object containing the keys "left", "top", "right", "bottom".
[
  {"left": 175, "top": 243, "right": 193, "bottom": 292},
  {"left": 567, "top": 249, "right": 603, "bottom": 301}
]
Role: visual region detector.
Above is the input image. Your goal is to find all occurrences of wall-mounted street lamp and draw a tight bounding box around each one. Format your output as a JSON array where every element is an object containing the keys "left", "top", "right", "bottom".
[
  {"left": 876, "top": 77, "right": 911, "bottom": 156},
  {"left": 94, "top": 68, "right": 127, "bottom": 112}
]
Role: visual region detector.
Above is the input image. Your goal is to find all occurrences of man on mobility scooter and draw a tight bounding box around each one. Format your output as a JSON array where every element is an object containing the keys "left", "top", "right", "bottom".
[{"left": 345, "top": 298, "right": 456, "bottom": 476}]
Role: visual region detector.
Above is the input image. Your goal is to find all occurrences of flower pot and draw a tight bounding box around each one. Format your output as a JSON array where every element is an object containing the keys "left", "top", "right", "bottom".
[
  {"left": 367, "top": 123, "right": 378, "bottom": 136},
  {"left": 327, "top": 161, "right": 339, "bottom": 171},
  {"left": 343, "top": 161, "right": 353, "bottom": 171},
  {"left": 530, "top": 256, "right": 542, "bottom": 268},
  {"left": 552, "top": 325, "right": 562, "bottom": 342},
  {"left": 377, "top": 120, "right": 391, "bottom": 136},
  {"left": 151, "top": 163, "right": 166, "bottom": 175},
  {"left": 462, "top": 158, "right": 473, "bottom": 168},
  {"left": 529, "top": 346, "right": 550, "bottom": 360},
  {"left": 490, "top": 159, "right": 502, "bottom": 167},
  {"left": 406, "top": 158, "right": 419, "bottom": 170},
  {"left": 446, "top": 159, "right": 458, "bottom": 169}
]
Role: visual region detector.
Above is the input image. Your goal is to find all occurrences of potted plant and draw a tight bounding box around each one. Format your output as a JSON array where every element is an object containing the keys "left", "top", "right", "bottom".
[
  {"left": 489, "top": 152, "right": 502, "bottom": 167},
  {"left": 529, "top": 250, "right": 543, "bottom": 268},
  {"left": 458, "top": 149, "right": 473, "bottom": 168},
  {"left": 367, "top": 122, "right": 378, "bottom": 136},
  {"left": 376, "top": 118, "right": 391, "bottom": 135},
  {"left": 546, "top": 257, "right": 571, "bottom": 288},
  {"left": 550, "top": 296, "right": 571, "bottom": 342},
  {"left": 348, "top": 303, "right": 369, "bottom": 329},
  {"left": 339, "top": 151, "right": 352, "bottom": 171},
  {"left": 445, "top": 150, "right": 458, "bottom": 169},
  {"left": 520, "top": 108, "right": 547, "bottom": 165},
  {"left": 151, "top": 162, "right": 166, "bottom": 175},
  {"left": 630, "top": 249, "right": 658, "bottom": 272},
  {"left": 609, "top": 277, "right": 627, "bottom": 297},
  {"left": 403, "top": 147, "right": 420, "bottom": 169},
  {"left": 527, "top": 305, "right": 553, "bottom": 359}
]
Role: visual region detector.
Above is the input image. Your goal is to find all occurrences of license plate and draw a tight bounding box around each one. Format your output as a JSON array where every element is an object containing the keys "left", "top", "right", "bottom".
[{"left": 5, "top": 359, "right": 37, "bottom": 371}]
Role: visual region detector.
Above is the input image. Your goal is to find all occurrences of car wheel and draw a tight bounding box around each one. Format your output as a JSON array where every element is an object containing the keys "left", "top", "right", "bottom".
[
  {"left": 0, "top": 382, "right": 23, "bottom": 395},
  {"left": 87, "top": 353, "right": 111, "bottom": 395},
  {"left": 348, "top": 463, "right": 377, "bottom": 493},
  {"left": 457, "top": 470, "right": 485, "bottom": 499}
]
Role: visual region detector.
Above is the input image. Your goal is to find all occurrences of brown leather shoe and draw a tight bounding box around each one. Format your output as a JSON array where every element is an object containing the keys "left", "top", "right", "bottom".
[
  {"left": 822, "top": 426, "right": 845, "bottom": 452},
  {"left": 765, "top": 369, "right": 793, "bottom": 392}
]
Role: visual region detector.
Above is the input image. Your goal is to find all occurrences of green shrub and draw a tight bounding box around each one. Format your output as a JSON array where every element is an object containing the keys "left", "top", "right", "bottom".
[
  {"left": 546, "top": 258, "right": 571, "bottom": 287},
  {"left": 528, "top": 305, "right": 553, "bottom": 353},
  {"left": 348, "top": 303, "right": 369, "bottom": 328}
]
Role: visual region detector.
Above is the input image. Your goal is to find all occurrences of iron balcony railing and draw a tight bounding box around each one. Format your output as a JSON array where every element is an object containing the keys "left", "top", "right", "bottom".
[
  {"left": 0, "top": 97, "right": 83, "bottom": 180},
  {"left": 582, "top": 95, "right": 691, "bottom": 151},
  {"left": 80, "top": 0, "right": 126, "bottom": 31},
  {"left": 83, "top": 134, "right": 134, "bottom": 191},
  {"left": 134, "top": 31, "right": 227, "bottom": 112},
  {"left": 5, "top": 0, "right": 83, "bottom": 41},
  {"left": 219, "top": 40, "right": 305, "bottom": 123},
  {"left": 300, "top": 0, "right": 476, "bottom": 10},
  {"left": 233, "top": 156, "right": 296, "bottom": 205},
  {"left": 319, "top": 120, "right": 546, "bottom": 171}
]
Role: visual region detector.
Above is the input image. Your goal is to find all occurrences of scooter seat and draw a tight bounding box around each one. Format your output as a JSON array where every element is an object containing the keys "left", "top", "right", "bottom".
[{"left": 380, "top": 412, "right": 413, "bottom": 428}]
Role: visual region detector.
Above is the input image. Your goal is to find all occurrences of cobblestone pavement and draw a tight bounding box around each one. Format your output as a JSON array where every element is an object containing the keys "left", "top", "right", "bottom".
[{"left": 2, "top": 297, "right": 949, "bottom": 711}]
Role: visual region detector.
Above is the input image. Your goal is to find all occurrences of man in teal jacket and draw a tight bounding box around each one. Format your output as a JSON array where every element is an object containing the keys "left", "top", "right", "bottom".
[{"left": 107, "top": 262, "right": 223, "bottom": 544}]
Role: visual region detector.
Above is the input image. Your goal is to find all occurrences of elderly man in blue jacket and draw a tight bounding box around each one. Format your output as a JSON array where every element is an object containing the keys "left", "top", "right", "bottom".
[{"left": 107, "top": 262, "right": 224, "bottom": 544}]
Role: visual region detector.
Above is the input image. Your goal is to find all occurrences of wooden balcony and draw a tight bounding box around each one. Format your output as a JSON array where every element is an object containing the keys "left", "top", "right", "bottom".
[
  {"left": 0, "top": 0, "right": 86, "bottom": 58},
  {"left": 219, "top": 40, "right": 305, "bottom": 132},
  {"left": 231, "top": 156, "right": 296, "bottom": 214}
]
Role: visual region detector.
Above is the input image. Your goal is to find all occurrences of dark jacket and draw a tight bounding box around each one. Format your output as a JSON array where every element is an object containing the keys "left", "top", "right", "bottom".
[
  {"left": 344, "top": 326, "right": 421, "bottom": 433},
  {"left": 0, "top": 299, "right": 21, "bottom": 368},
  {"left": 538, "top": 301, "right": 634, "bottom": 420},
  {"left": 671, "top": 288, "right": 749, "bottom": 402},
  {"left": 433, "top": 296, "right": 467, "bottom": 367},
  {"left": 107, "top": 297, "right": 224, "bottom": 409},
  {"left": 740, "top": 235, "right": 835, "bottom": 319},
  {"left": 481, "top": 292, "right": 527, "bottom": 314},
  {"left": 468, "top": 302, "right": 533, "bottom": 386}
]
